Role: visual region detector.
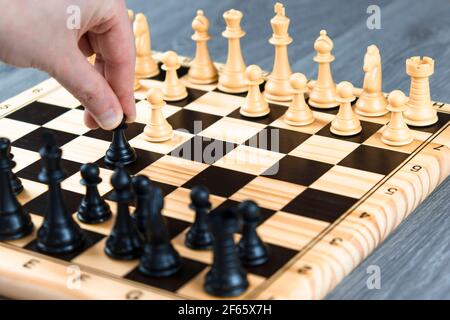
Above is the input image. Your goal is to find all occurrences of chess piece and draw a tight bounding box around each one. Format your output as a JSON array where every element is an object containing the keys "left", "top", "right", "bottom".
[
  {"left": 283, "top": 73, "right": 314, "bottom": 126},
  {"left": 144, "top": 88, "right": 174, "bottom": 142},
  {"left": 264, "top": 3, "right": 294, "bottom": 102},
  {"left": 134, "top": 13, "right": 159, "bottom": 78},
  {"left": 161, "top": 51, "right": 188, "bottom": 101},
  {"left": 77, "top": 163, "right": 112, "bottom": 224},
  {"left": 104, "top": 119, "right": 137, "bottom": 168},
  {"left": 105, "top": 165, "right": 142, "bottom": 260},
  {"left": 128, "top": 10, "right": 141, "bottom": 91},
  {"left": 139, "top": 186, "right": 182, "bottom": 277},
  {"left": 218, "top": 9, "right": 247, "bottom": 93},
  {"left": 240, "top": 65, "right": 270, "bottom": 117},
  {"left": 237, "top": 200, "right": 269, "bottom": 267},
  {"left": 132, "top": 175, "right": 152, "bottom": 234},
  {"left": 331, "top": 81, "right": 362, "bottom": 136},
  {"left": 0, "top": 138, "right": 33, "bottom": 240},
  {"left": 382, "top": 90, "right": 413, "bottom": 146},
  {"left": 355, "top": 45, "right": 388, "bottom": 117},
  {"left": 188, "top": 10, "right": 218, "bottom": 84},
  {"left": 404, "top": 56, "right": 438, "bottom": 127},
  {"left": 308, "top": 30, "right": 339, "bottom": 109},
  {"left": 204, "top": 206, "right": 249, "bottom": 297},
  {"left": 185, "top": 186, "right": 214, "bottom": 250},
  {"left": 10, "top": 152, "right": 23, "bottom": 194},
  {"left": 36, "top": 133, "right": 85, "bottom": 254}
]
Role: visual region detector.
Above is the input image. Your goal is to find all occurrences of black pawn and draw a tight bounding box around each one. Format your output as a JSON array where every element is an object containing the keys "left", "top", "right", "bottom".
[
  {"left": 104, "top": 165, "right": 142, "bottom": 260},
  {"left": 10, "top": 153, "right": 23, "bottom": 194},
  {"left": 77, "top": 163, "right": 112, "bottom": 224},
  {"left": 36, "top": 133, "right": 85, "bottom": 254},
  {"left": 204, "top": 207, "right": 249, "bottom": 297},
  {"left": 237, "top": 200, "right": 269, "bottom": 267},
  {"left": 139, "top": 186, "right": 182, "bottom": 277},
  {"left": 0, "top": 138, "right": 33, "bottom": 240},
  {"left": 185, "top": 186, "right": 213, "bottom": 250},
  {"left": 131, "top": 175, "right": 152, "bottom": 234},
  {"left": 104, "top": 120, "right": 137, "bottom": 168}
]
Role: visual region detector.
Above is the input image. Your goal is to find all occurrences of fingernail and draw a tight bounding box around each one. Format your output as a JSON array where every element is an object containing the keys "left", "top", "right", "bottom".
[{"left": 97, "top": 109, "right": 123, "bottom": 130}]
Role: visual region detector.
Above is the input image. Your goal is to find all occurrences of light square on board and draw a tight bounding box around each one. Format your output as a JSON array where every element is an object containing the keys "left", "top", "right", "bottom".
[
  {"left": 10, "top": 147, "right": 40, "bottom": 171},
  {"left": 61, "top": 136, "right": 110, "bottom": 164},
  {"left": 138, "top": 155, "right": 209, "bottom": 187},
  {"left": 198, "top": 117, "right": 266, "bottom": 144},
  {"left": 310, "top": 165, "right": 384, "bottom": 199},
  {"left": 258, "top": 211, "right": 330, "bottom": 251},
  {"left": 230, "top": 176, "right": 306, "bottom": 211},
  {"left": 129, "top": 131, "right": 193, "bottom": 155},
  {"left": 213, "top": 144, "right": 285, "bottom": 176},
  {"left": 0, "top": 118, "right": 39, "bottom": 142},
  {"left": 43, "top": 109, "right": 90, "bottom": 135},
  {"left": 16, "top": 179, "right": 46, "bottom": 206},
  {"left": 270, "top": 111, "right": 334, "bottom": 135},
  {"left": 179, "top": 74, "right": 218, "bottom": 92},
  {"left": 72, "top": 238, "right": 139, "bottom": 277},
  {"left": 184, "top": 91, "right": 244, "bottom": 116},
  {"left": 289, "top": 135, "right": 360, "bottom": 165},
  {"left": 163, "top": 187, "right": 226, "bottom": 223},
  {"left": 134, "top": 99, "right": 181, "bottom": 125},
  {"left": 363, "top": 127, "right": 432, "bottom": 154},
  {"left": 62, "top": 167, "right": 114, "bottom": 196},
  {"left": 38, "top": 87, "right": 81, "bottom": 109}
]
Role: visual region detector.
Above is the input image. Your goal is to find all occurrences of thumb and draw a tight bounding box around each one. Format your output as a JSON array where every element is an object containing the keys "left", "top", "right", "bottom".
[{"left": 50, "top": 51, "right": 123, "bottom": 130}]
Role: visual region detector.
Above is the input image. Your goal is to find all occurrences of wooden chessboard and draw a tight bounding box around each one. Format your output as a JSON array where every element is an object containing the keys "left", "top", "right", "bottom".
[{"left": 0, "top": 52, "right": 449, "bottom": 300}]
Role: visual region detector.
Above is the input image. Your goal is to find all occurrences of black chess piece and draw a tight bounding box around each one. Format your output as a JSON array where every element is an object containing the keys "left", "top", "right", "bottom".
[
  {"left": 131, "top": 175, "right": 152, "bottom": 234},
  {"left": 204, "top": 206, "right": 249, "bottom": 297},
  {"left": 138, "top": 186, "right": 182, "bottom": 277},
  {"left": 36, "top": 133, "right": 85, "bottom": 254},
  {"left": 104, "top": 165, "right": 142, "bottom": 260},
  {"left": 237, "top": 200, "right": 269, "bottom": 267},
  {"left": 185, "top": 186, "right": 213, "bottom": 250},
  {"left": 0, "top": 138, "right": 33, "bottom": 240},
  {"left": 104, "top": 119, "right": 137, "bottom": 168},
  {"left": 10, "top": 152, "right": 23, "bottom": 195},
  {"left": 77, "top": 163, "right": 112, "bottom": 224}
]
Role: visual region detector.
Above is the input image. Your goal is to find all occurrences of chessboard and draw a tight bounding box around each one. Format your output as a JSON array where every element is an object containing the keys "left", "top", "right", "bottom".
[{"left": 0, "top": 51, "right": 449, "bottom": 300}]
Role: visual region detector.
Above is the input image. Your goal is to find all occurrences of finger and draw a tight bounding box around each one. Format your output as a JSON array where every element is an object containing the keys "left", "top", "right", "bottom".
[
  {"left": 78, "top": 34, "right": 94, "bottom": 57},
  {"left": 91, "top": 4, "right": 136, "bottom": 123},
  {"left": 94, "top": 53, "right": 106, "bottom": 76},
  {"left": 51, "top": 50, "right": 123, "bottom": 130},
  {"left": 84, "top": 110, "right": 99, "bottom": 129}
]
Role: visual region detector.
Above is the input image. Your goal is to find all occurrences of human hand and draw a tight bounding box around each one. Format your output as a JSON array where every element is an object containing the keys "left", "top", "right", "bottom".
[{"left": 0, "top": 0, "right": 136, "bottom": 130}]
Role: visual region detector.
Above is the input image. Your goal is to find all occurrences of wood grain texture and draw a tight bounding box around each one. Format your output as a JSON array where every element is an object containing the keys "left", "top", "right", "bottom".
[{"left": 0, "top": 0, "right": 449, "bottom": 299}]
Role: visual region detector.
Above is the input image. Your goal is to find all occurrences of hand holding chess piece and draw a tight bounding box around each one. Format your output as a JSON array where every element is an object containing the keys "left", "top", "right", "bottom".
[
  {"left": 331, "top": 81, "right": 362, "bottom": 136},
  {"left": 382, "top": 90, "right": 413, "bottom": 146},
  {"left": 283, "top": 73, "right": 314, "bottom": 126}
]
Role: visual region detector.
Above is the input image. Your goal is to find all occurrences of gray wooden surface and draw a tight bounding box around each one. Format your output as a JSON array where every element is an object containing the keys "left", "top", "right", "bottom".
[{"left": 0, "top": 0, "right": 449, "bottom": 299}]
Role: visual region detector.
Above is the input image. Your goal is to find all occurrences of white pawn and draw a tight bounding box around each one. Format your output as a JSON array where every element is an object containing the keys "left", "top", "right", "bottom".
[
  {"left": 382, "top": 90, "right": 413, "bottom": 146},
  {"left": 331, "top": 81, "right": 362, "bottom": 136},
  {"left": 144, "top": 88, "right": 174, "bottom": 143},
  {"left": 283, "top": 73, "right": 314, "bottom": 126},
  {"left": 162, "top": 51, "right": 188, "bottom": 101},
  {"left": 240, "top": 65, "right": 270, "bottom": 117}
]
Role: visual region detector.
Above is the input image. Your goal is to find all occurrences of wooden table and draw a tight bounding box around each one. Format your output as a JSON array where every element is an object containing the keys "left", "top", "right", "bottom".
[{"left": 0, "top": 0, "right": 449, "bottom": 299}]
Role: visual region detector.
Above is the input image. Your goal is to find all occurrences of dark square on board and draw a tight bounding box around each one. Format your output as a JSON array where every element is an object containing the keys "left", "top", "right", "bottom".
[
  {"left": 283, "top": 188, "right": 358, "bottom": 223},
  {"left": 124, "top": 258, "right": 207, "bottom": 292},
  {"left": 6, "top": 102, "right": 69, "bottom": 125},
  {"left": 23, "top": 229, "right": 105, "bottom": 262},
  {"left": 244, "top": 126, "right": 311, "bottom": 154},
  {"left": 166, "top": 109, "right": 221, "bottom": 135},
  {"left": 183, "top": 166, "right": 255, "bottom": 198},
  {"left": 408, "top": 111, "right": 450, "bottom": 134},
  {"left": 338, "top": 144, "right": 410, "bottom": 175},
  {"left": 227, "top": 103, "right": 288, "bottom": 125},
  {"left": 261, "top": 155, "right": 333, "bottom": 186},
  {"left": 245, "top": 243, "right": 298, "bottom": 278},
  {"left": 96, "top": 148, "right": 163, "bottom": 175},
  {"left": 12, "top": 127, "right": 78, "bottom": 152},
  {"left": 24, "top": 189, "right": 84, "bottom": 217},
  {"left": 168, "top": 88, "right": 208, "bottom": 108},
  {"left": 210, "top": 199, "right": 276, "bottom": 227},
  {"left": 83, "top": 122, "right": 145, "bottom": 142},
  {"left": 17, "top": 158, "right": 82, "bottom": 183},
  {"left": 316, "top": 120, "right": 383, "bottom": 144},
  {"left": 170, "top": 136, "right": 237, "bottom": 164}
]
